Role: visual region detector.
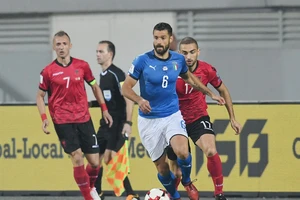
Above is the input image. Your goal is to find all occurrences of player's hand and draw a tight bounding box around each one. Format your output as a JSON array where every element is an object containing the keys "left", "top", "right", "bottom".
[
  {"left": 211, "top": 94, "right": 226, "bottom": 105},
  {"left": 138, "top": 99, "right": 151, "bottom": 114},
  {"left": 230, "top": 119, "right": 242, "bottom": 135},
  {"left": 103, "top": 110, "right": 113, "bottom": 127},
  {"left": 122, "top": 123, "right": 132, "bottom": 139},
  {"left": 42, "top": 119, "right": 50, "bottom": 134}
]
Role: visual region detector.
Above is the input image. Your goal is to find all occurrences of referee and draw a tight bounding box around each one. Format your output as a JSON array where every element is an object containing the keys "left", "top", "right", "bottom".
[{"left": 89, "top": 40, "right": 139, "bottom": 200}]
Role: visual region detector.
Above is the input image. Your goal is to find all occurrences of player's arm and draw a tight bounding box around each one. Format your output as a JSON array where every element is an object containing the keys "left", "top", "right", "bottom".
[
  {"left": 125, "top": 97, "right": 134, "bottom": 123},
  {"left": 118, "top": 71, "right": 134, "bottom": 124},
  {"left": 36, "top": 89, "right": 47, "bottom": 117},
  {"left": 122, "top": 76, "right": 151, "bottom": 113},
  {"left": 122, "top": 95, "right": 134, "bottom": 138},
  {"left": 216, "top": 83, "right": 234, "bottom": 119},
  {"left": 36, "top": 89, "right": 50, "bottom": 134},
  {"left": 122, "top": 76, "right": 142, "bottom": 104},
  {"left": 216, "top": 83, "right": 241, "bottom": 134},
  {"left": 37, "top": 70, "right": 50, "bottom": 134},
  {"left": 90, "top": 83, "right": 106, "bottom": 107},
  {"left": 180, "top": 71, "right": 225, "bottom": 104},
  {"left": 83, "top": 62, "right": 113, "bottom": 126},
  {"left": 90, "top": 83, "right": 113, "bottom": 127}
]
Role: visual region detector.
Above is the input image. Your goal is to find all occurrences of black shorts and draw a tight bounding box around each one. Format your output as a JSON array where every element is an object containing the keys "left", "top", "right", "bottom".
[
  {"left": 97, "top": 117, "right": 125, "bottom": 154},
  {"left": 166, "top": 115, "right": 215, "bottom": 161},
  {"left": 187, "top": 115, "right": 215, "bottom": 144},
  {"left": 54, "top": 118, "right": 99, "bottom": 154}
]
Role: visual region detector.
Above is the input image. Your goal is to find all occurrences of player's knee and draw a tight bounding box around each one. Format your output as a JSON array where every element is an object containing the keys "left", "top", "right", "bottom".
[
  {"left": 89, "top": 159, "right": 100, "bottom": 168},
  {"left": 70, "top": 150, "right": 84, "bottom": 166},
  {"left": 173, "top": 146, "right": 189, "bottom": 159},
  {"left": 204, "top": 146, "right": 217, "bottom": 157}
]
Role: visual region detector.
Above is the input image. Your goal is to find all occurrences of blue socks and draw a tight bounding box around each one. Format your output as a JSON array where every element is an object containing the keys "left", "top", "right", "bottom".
[
  {"left": 157, "top": 171, "right": 180, "bottom": 199},
  {"left": 177, "top": 153, "right": 192, "bottom": 185}
]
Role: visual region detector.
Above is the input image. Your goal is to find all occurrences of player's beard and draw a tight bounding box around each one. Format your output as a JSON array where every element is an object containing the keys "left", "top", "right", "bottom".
[
  {"left": 154, "top": 43, "right": 170, "bottom": 56},
  {"left": 186, "top": 59, "right": 197, "bottom": 68}
]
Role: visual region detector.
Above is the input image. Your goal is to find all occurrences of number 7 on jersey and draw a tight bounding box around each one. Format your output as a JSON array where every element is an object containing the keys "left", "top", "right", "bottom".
[{"left": 63, "top": 76, "right": 70, "bottom": 88}]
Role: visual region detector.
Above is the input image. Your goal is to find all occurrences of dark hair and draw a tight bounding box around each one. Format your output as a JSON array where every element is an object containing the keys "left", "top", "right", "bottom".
[
  {"left": 99, "top": 40, "right": 116, "bottom": 60},
  {"left": 179, "top": 37, "right": 199, "bottom": 49},
  {"left": 54, "top": 30, "right": 71, "bottom": 41},
  {"left": 153, "top": 22, "right": 173, "bottom": 36}
]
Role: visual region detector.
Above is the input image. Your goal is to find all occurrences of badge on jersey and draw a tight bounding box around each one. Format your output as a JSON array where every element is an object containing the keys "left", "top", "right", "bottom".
[
  {"left": 103, "top": 90, "right": 112, "bottom": 101},
  {"left": 173, "top": 61, "right": 178, "bottom": 71}
]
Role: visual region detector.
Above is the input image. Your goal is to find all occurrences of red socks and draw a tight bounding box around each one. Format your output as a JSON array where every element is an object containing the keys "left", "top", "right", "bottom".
[
  {"left": 86, "top": 164, "right": 100, "bottom": 188},
  {"left": 207, "top": 153, "right": 223, "bottom": 195},
  {"left": 74, "top": 165, "right": 92, "bottom": 200}
]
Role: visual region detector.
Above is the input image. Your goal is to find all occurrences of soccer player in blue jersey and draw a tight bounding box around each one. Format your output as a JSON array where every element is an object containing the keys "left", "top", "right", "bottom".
[{"left": 121, "top": 22, "right": 225, "bottom": 200}]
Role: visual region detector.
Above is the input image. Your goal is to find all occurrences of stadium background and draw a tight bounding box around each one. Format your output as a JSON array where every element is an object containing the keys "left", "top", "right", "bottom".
[{"left": 0, "top": 0, "right": 299, "bottom": 198}]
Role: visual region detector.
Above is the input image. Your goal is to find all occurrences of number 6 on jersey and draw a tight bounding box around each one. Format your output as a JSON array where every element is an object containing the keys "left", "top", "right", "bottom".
[{"left": 162, "top": 75, "right": 168, "bottom": 88}]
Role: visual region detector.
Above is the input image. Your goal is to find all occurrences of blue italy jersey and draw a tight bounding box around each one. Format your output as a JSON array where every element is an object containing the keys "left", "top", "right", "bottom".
[{"left": 128, "top": 50, "right": 188, "bottom": 118}]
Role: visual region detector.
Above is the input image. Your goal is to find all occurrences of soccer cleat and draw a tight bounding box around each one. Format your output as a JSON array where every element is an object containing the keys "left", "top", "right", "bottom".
[
  {"left": 215, "top": 193, "right": 227, "bottom": 200},
  {"left": 126, "top": 194, "right": 140, "bottom": 200},
  {"left": 182, "top": 180, "right": 199, "bottom": 200},
  {"left": 90, "top": 187, "right": 101, "bottom": 200},
  {"left": 175, "top": 177, "right": 181, "bottom": 190},
  {"left": 98, "top": 192, "right": 105, "bottom": 200}
]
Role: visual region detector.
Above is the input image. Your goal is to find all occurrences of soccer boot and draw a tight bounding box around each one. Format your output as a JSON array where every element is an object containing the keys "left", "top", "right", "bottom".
[
  {"left": 90, "top": 187, "right": 101, "bottom": 200},
  {"left": 182, "top": 180, "right": 199, "bottom": 200},
  {"left": 215, "top": 193, "right": 227, "bottom": 200},
  {"left": 126, "top": 194, "right": 140, "bottom": 200}
]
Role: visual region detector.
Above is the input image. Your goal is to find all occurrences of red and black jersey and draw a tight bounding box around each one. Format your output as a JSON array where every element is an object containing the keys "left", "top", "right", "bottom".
[
  {"left": 176, "top": 60, "right": 222, "bottom": 124},
  {"left": 39, "top": 57, "right": 95, "bottom": 124}
]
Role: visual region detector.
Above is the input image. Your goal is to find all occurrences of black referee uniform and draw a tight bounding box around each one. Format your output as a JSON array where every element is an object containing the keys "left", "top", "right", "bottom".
[{"left": 95, "top": 64, "right": 130, "bottom": 154}]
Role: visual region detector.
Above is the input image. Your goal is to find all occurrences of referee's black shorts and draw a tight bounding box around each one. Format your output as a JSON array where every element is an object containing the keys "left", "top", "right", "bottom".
[{"left": 97, "top": 117, "right": 125, "bottom": 154}]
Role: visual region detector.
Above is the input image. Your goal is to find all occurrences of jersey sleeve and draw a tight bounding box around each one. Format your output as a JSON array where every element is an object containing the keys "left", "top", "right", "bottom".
[
  {"left": 116, "top": 70, "right": 126, "bottom": 82},
  {"left": 208, "top": 64, "right": 222, "bottom": 88},
  {"left": 180, "top": 55, "right": 188, "bottom": 74},
  {"left": 128, "top": 55, "right": 144, "bottom": 80},
  {"left": 115, "top": 69, "right": 126, "bottom": 91},
  {"left": 83, "top": 62, "right": 96, "bottom": 86},
  {"left": 39, "top": 69, "right": 50, "bottom": 91}
]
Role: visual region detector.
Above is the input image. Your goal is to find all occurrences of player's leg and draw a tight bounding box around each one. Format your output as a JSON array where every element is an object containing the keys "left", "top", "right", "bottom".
[
  {"left": 166, "top": 141, "right": 192, "bottom": 190},
  {"left": 138, "top": 115, "right": 180, "bottom": 200},
  {"left": 93, "top": 121, "right": 109, "bottom": 199},
  {"left": 77, "top": 119, "right": 101, "bottom": 200},
  {"left": 166, "top": 111, "right": 199, "bottom": 200},
  {"left": 166, "top": 146, "right": 181, "bottom": 189},
  {"left": 190, "top": 116, "right": 225, "bottom": 200},
  {"left": 94, "top": 154, "right": 105, "bottom": 199},
  {"left": 54, "top": 123, "right": 93, "bottom": 200}
]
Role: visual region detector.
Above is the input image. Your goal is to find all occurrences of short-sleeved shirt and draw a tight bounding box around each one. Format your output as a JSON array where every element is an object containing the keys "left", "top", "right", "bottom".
[
  {"left": 39, "top": 57, "right": 95, "bottom": 124},
  {"left": 128, "top": 50, "right": 188, "bottom": 118},
  {"left": 176, "top": 60, "right": 222, "bottom": 124},
  {"left": 99, "top": 64, "right": 126, "bottom": 118}
]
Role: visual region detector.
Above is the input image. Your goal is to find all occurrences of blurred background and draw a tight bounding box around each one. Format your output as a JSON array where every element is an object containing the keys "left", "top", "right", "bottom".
[
  {"left": 1, "top": 0, "right": 300, "bottom": 103},
  {"left": 0, "top": 0, "right": 299, "bottom": 198}
]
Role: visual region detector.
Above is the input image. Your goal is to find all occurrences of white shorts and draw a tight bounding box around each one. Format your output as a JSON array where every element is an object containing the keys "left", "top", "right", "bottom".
[{"left": 137, "top": 110, "right": 188, "bottom": 161}]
